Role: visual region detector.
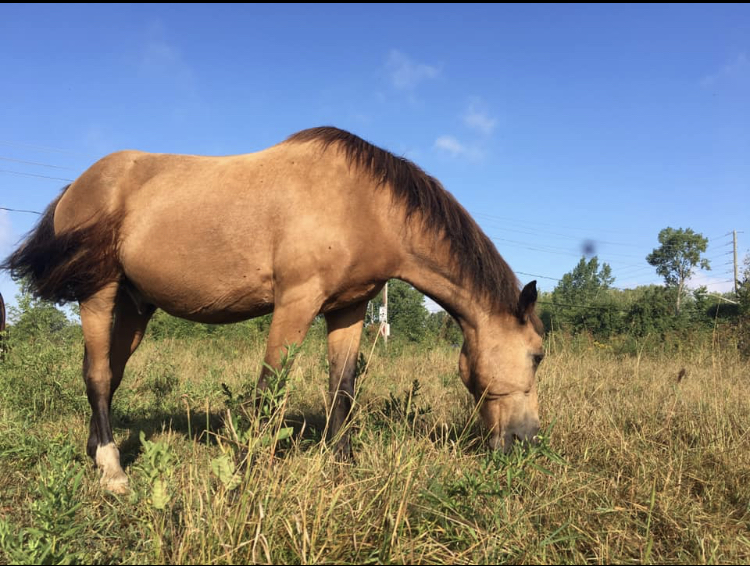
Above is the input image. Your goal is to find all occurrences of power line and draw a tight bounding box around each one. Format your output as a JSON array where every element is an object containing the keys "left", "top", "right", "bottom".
[
  {"left": 709, "top": 232, "right": 733, "bottom": 240},
  {"left": 517, "top": 269, "right": 661, "bottom": 293},
  {"left": 476, "top": 211, "right": 732, "bottom": 249},
  {"left": 492, "top": 235, "right": 714, "bottom": 262},
  {"left": 537, "top": 299, "right": 617, "bottom": 312},
  {"left": 479, "top": 216, "right": 646, "bottom": 248},
  {"left": 517, "top": 264, "right": 731, "bottom": 295},
  {"left": 701, "top": 279, "right": 735, "bottom": 288},
  {"left": 492, "top": 235, "right": 728, "bottom": 263},
  {"left": 0, "top": 139, "right": 89, "bottom": 157},
  {"left": 0, "top": 168, "right": 74, "bottom": 182},
  {"left": 516, "top": 271, "right": 561, "bottom": 282},
  {"left": 0, "top": 206, "right": 42, "bottom": 215},
  {"left": 0, "top": 156, "right": 76, "bottom": 171},
  {"left": 473, "top": 211, "right": 635, "bottom": 237}
]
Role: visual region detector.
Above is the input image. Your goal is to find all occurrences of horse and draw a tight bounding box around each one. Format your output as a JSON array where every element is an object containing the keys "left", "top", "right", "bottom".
[{"left": 2, "top": 127, "right": 545, "bottom": 494}]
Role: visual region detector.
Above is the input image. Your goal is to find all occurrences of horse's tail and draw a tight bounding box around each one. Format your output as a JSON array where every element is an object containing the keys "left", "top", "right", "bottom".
[{"left": 0, "top": 185, "right": 123, "bottom": 304}]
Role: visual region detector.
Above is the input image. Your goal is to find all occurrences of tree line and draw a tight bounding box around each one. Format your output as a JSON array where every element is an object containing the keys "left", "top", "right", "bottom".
[
  {"left": 540, "top": 228, "right": 749, "bottom": 353},
  {"left": 2, "top": 227, "right": 748, "bottom": 353}
]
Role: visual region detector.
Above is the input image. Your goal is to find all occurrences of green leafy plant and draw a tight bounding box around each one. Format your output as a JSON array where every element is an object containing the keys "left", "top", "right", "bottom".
[
  {"left": 219, "top": 343, "right": 299, "bottom": 466},
  {"left": 382, "top": 379, "right": 431, "bottom": 425},
  {"left": 136, "top": 431, "right": 177, "bottom": 510},
  {"left": 0, "top": 440, "right": 88, "bottom": 565}
]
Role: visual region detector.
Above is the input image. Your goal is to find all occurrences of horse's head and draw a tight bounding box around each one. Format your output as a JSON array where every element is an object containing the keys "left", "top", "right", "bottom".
[{"left": 459, "top": 281, "right": 544, "bottom": 452}]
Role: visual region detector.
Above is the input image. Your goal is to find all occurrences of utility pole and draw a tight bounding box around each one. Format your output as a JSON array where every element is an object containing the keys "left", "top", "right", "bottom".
[
  {"left": 734, "top": 230, "right": 739, "bottom": 295},
  {"left": 379, "top": 282, "right": 390, "bottom": 346}
]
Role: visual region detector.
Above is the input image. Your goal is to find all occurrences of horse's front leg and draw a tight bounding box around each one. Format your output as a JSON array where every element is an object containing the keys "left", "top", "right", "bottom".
[
  {"left": 324, "top": 301, "right": 368, "bottom": 461},
  {"left": 258, "top": 291, "right": 321, "bottom": 393}
]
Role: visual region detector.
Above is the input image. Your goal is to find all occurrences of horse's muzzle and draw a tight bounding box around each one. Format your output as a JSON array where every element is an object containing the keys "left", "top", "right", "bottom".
[{"left": 490, "top": 420, "right": 541, "bottom": 453}]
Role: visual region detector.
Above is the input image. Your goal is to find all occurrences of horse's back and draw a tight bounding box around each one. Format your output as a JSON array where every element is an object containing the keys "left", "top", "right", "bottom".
[{"left": 55, "top": 142, "right": 397, "bottom": 320}]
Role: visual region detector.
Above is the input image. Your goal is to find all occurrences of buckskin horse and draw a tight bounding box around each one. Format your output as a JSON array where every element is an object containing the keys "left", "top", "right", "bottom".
[{"left": 2, "top": 127, "right": 544, "bottom": 494}]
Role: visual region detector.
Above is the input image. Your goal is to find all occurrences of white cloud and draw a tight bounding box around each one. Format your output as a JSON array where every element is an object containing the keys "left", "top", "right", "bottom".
[
  {"left": 463, "top": 98, "right": 496, "bottom": 136},
  {"left": 138, "top": 22, "right": 196, "bottom": 95},
  {"left": 434, "top": 135, "right": 484, "bottom": 161},
  {"left": 701, "top": 53, "right": 749, "bottom": 87},
  {"left": 136, "top": 27, "right": 202, "bottom": 125},
  {"left": 142, "top": 40, "right": 194, "bottom": 86},
  {"left": 433, "top": 99, "right": 497, "bottom": 162},
  {"left": 687, "top": 270, "right": 735, "bottom": 294},
  {"left": 434, "top": 135, "right": 466, "bottom": 157},
  {"left": 386, "top": 50, "right": 441, "bottom": 91}
]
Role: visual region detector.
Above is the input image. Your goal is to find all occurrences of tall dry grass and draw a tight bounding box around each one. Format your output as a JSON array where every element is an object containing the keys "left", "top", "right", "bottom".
[{"left": 0, "top": 328, "right": 748, "bottom": 564}]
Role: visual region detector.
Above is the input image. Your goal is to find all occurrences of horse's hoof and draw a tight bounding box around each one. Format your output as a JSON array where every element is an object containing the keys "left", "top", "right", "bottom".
[
  {"left": 101, "top": 474, "right": 130, "bottom": 495},
  {"left": 101, "top": 479, "right": 130, "bottom": 495},
  {"left": 334, "top": 444, "right": 355, "bottom": 464},
  {"left": 96, "top": 443, "right": 129, "bottom": 494}
]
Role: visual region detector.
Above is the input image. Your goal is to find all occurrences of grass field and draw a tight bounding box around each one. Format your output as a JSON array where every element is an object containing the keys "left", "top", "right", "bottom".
[{"left": 0, "top": 323, "right": 748, "bottom": 564}]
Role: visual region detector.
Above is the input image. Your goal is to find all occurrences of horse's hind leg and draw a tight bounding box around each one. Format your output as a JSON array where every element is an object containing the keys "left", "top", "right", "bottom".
[
  {"left": 82, "top": 283, "right": 153, "bottom": 494},
  {"left": 85, "top": 288, "right": 155, "bottom": 466},
  {"left": 324, "top": 301, "right": 368, "bottom": 460},
  {"left": 109, "top": 292, "right": 155, "bottom": 400},
  {"left": 80, "top": 283, "right": 126, "bottom": 492}
]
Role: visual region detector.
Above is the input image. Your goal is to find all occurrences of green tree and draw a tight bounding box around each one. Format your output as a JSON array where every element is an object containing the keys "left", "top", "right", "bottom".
[
  {"left": 624, "top": 285, "right": 679, "bottom": 337},
  {"left": 7, "top": 289, "right": 71, "bottom": 344},
  {"left": 646, "top": 227, "right": 710, "bottom": 314},
  {"left": 550, "top": 256, "right": 616, "bottom": 336},
  {"left": 554, "top": 256, "right": 614, "bottom": 303},
  {"left": 737, "top": 254, "right": 750, "bottom": 356},
  {"left": 738, "top": 253, "right": 750, "bottom": 316},
  {"left": 368, "top": 280, "right": 429, "bottom": 343},
  {"left": 425, "top": 310, "right": 463, "bottom": 346}
]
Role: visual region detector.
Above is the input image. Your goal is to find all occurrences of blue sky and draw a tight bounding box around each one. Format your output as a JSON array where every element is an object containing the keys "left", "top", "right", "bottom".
[{"left": 1, "top": 4, "right": 748, "bottom": 313}]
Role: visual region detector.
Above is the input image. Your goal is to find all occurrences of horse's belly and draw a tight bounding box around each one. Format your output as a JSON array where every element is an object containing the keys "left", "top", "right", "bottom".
[
  {"left": 129, "top": 275, "right": 274, "bottom": 323},
  {"left": 118, "top": 209, "right": 278, "bottom": 322},
  {"left": 120, "top": 251, "right": 275, "bottom": 323}
]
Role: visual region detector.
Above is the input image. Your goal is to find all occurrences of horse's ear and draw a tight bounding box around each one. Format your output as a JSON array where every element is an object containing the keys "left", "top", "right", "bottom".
[{"left": 517, "top": 280, "right": 538, "bottom": 322}]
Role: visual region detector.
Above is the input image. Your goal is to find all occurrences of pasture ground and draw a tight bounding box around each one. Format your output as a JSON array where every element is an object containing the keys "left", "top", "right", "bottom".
[{"left": 0, "top": 323, "right": 748, "bottom": 564}]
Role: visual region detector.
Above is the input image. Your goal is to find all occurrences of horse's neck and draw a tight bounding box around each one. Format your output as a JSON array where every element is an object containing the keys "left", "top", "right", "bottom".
[{"left": 394, "top": 233, "right": 486, "bottom": 332}]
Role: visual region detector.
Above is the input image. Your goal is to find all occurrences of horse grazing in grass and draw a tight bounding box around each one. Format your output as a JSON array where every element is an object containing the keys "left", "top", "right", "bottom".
[{"left": 2, "top": 127, "right": 544, "bottom": 493}]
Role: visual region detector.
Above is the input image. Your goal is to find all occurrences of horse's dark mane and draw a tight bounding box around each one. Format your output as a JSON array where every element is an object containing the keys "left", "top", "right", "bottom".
[{"left": 287, "top": 126, "right": 520, "bottom": 313}]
